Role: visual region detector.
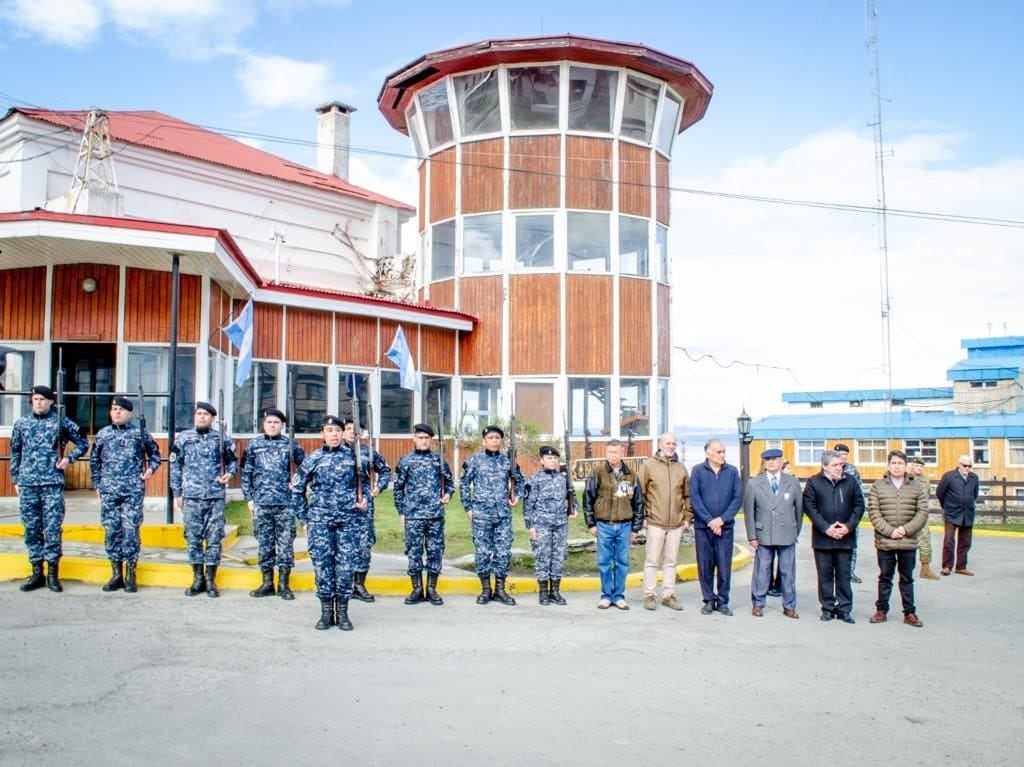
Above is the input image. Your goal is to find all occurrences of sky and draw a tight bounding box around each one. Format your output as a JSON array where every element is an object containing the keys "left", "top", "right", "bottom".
[{"left": 1, "top": 0, "right": 1022, "bottom": 443}]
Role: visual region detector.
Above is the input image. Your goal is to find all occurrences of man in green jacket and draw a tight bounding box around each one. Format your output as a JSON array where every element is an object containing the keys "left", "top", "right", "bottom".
[{"left": 638, "top": 433, "right": 691, "bottom": 611}]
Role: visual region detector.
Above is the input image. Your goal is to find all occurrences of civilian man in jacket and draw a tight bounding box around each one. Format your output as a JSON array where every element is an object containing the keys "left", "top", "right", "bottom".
[
  {"left": 803, "top": 450, "right": 865, "bottom": 623},
  {"left": 909, "top": 457, "right": 940, "bottom": 580},
  {"left": 744, "top": 448, "right": 802, "bottom": 619},
  {"left": 638, "top": 433, "right": 691, "bottom": 611},
  {"left": 690, "top": 439, "right": 743, "bottom": 616},
  {"left": 935, "top": 455, "right": 980, "bottom": 576},
  {"left": 867, "top": 451, "right": 929, "bottom": 627}
]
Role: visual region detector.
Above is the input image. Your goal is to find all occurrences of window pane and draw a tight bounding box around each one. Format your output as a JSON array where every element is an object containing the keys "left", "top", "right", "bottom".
[
  {"left": 461, "top": 378, "right": 501, "bottom": 436},
  {"left": 290, "top": 364, "right": 327, "bottom": 434},
  {"left": 337, "top": 370, "right": 370, "bottom": 434},
  {"left": 462, "top": 214, "right": 503, "bottom": 274},
  {"left": 419, "top": 81, "right": 454, "bottom": 149},
  {"left": 453, "top": 69, "right": 501, "bottom": 137},
  {"left": 1011, "top": 440, "right": 1024, "bottom": 465},
  {"left": 656, "top": 225, "right": 668, "bottom": 283},
  {"left": 381, "top": 371, "right": 413, "bottom": 434},
  {"left": 422, "top": 376, "right": 452, "bottom": 430},
  {"left": 903, "top": 439, "right": 938, "bottom": 466},
  {"left": 621, "top": 75, "right": 660, "bottom": 142},
  {"left": 656, "top": 94, "right": 681, "bottom": 155},
  {"left": 657, "top": 379, "right": 669, "bottom": 435},
  {"left": 619, "top": 215, "right": 649, "bottom": 276},
  {"left": 797, "top": 439, "right": 825, "bottom": 464},
  {"left": 569, "top": 378, "right": 609, "bottom": 437},
  {"left": 509, "top": 65, "right": 560, "bottom": 130},
  {"left": 856, "top": 439, "right": 887, "bottom": 465},
  {"left": 972, "top": 438, "right": 990, "bottom": 465},
  {"left": 620, "top": 378, "right": 650, "bottom": 437},
  {"left": 515, "top": 214, "right": 554, "bottom": 269},
  {"left": 233, "top": 361, "right": 278, "bottom": 433},
  {"left": 127, "top": 346, "right": 195, "bottom": 433},
  {"left": 516, "top": 381, "right": 553, "bottom": 434},
  {"left": 567, "top": 212, "right": 609, "bottom": 272},
  {"left": 0, "top": 349, "right": 35, "bottom": 426},
  {"left": 568, "top": 67, "right": 618, "bottom": 132},
  {"left": 408, "top": 107, "right": 426, "bottom": 160},
  {"left": 431, "top": 220, "right": 455, "bottom": 281}
]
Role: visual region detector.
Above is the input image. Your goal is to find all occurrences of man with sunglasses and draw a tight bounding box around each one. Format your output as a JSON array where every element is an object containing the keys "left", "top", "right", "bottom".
[{"left": 935, "top": 456, "right": 980, "bottom": 576}]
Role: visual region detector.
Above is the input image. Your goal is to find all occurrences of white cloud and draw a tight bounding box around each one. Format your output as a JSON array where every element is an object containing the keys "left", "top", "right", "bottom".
[
  {"left": 106, "top": 0, "right": 256, "bottom": 58},
  {"left": 0, "top": 0, "right": 101, "bottom": 47},
  {"left": 237, "top": 53, "right": 335, "bottom": 110}
]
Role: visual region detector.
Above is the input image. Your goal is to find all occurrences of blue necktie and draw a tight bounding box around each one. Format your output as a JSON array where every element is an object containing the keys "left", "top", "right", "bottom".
[{"left": 770, "top": 476, "right": 779, "bottom": 495}]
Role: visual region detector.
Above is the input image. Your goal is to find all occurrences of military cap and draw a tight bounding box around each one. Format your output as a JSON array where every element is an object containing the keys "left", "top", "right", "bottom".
[
  {"left": 539, "top": 445, "right": 560, "bottom": 457},
  {"left": 833, "top": 443, "right": 850, "bottom": 453},
  {"left": 413, "top": 423, "right": 435, "bottom": 437},
  {"left": 321, "top": 414, "right": 343, "bottom": 427},
  {"left": 31, "top": 385, "right": 55, "bottom": 400},
  {"left": 910, "top": 456, "right": 926, "bottom": 466},
  {"left": 482, "top": 425, "right": 504, "bottom": 438},
  {"left": 195, "top": 401, "right": 217, "bottom": 416},
  {"left": 263, "top": 407, "right": 287, "bottom": 423},
  {"left": 112, "top": 396, "right": 134, "bottom": 412},
  {"left": 761, "top": 448, "right": 783, "bottom": 460}
]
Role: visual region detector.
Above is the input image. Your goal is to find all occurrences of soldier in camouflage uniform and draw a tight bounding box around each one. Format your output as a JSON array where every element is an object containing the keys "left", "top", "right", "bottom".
[
  {"left": 169, "top": 401, "right": 237, "bottom": 598},
  {"left": 291, "top": 415, "right": 367, "bottom": 631},
  {"left": 9, "top": 385, "right": 89, "bottom": 593},
  {"left": 460, "top": 425, "right": 525, "bottom": 606},
  {"left": 241, "top": 408, "right": 306, "bottom": 600},
  {"left": 393, "top": 423, "right": 454, "bottom": 606},
  {"left": 523, "top": 445, "right": 577, "bottom": 606},
  {"left": 342, "top": 419, "right": 391, "bottom": 603},
  {"left": 89, "top": 396, "right": 161, "bottom": 593},
  {"left": 910, "top": 457, "right": 939, "bottom": 580}
]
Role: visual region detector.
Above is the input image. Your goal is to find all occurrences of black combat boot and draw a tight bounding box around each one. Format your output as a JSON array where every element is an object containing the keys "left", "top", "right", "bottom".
[
  {"left": 124, "top": 563, "right": 138, "bottom": 593},
  {"left": 277, "top": 567, "right": 294, "bottom": 600},
  {"left": 426, "top": 573, "right": 443, "bottom": 606},
  {"left": 404, "top": 573, "right": 425, "bottom": 605},
  {"left": 336, "top": 598, "right": 353, "bottom": 631},
  {"left": 549, "top": 578, "right": 567, "bottom": 606},
  {"left": 46, "top": 561, "right": 63, "bottom": 593},
  {"left": 102, "top": 560, "right": 125, "bottom": 592},
  {"left": 250, "top": 568, "right": 275, "bottom": 597},
  {"left": 493, "top": 576, "right": 516, "bottom": 606},
  {"left": 476, "top": 574, "right": 492, "bottom": 605},
  {"left": 352, "top": 571, "right": 375, "bottom": 602},
  {"left": 538, "top": 579, "right": 551, "bottom": 605},
  {"left": 205, "top": 565, "right": 220, "bottom": 598},
  {"left": 185, "top": 564, "right": 206, "bottom": 596},
  {"left": 20, "top": 561, "right": 45, "bottom": 592},
  {"left": 315, "top": 597, "right": 334, "bottom": 630}
]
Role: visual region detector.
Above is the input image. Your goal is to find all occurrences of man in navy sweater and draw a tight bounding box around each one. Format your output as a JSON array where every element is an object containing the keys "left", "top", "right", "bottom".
[{"left": 689, "top": 439, "right": 743, "bottom": 615}]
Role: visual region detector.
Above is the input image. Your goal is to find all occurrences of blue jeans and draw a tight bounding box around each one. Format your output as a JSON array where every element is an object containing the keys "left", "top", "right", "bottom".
[{"left": 596, "top": 521, "right": 631, "bottom": 601}]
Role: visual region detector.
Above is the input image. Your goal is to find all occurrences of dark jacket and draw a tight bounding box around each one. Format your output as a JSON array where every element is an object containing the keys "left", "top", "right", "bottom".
[
  {"left": 935, "top": 468, "right": 980, "bottom": 526},
  {"left": 689, "top": 461, "right": 742, "bottom": 528},
  {"left": 583, "top": 461, "right": 643, "bottom": 531},
  {"left": 867, "top": 474, "right": 929, "bottom": 551},
  {"left": 802, "top": 471, "right": 865, "bottom": 550}
]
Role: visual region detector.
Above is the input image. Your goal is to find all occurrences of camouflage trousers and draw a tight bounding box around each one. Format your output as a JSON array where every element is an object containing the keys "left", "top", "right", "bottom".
[
  {"left": 404, "top": 516, "right": 446, "bottom": 576},
  {"left": 530, "top": 523, "right": 569, "bottom": 580},
  {"left": 100, "top": 492, "right": 144, "bottom": 564},
  {"left": 471, "top": 514, "right": 513, "bottom": 577},
  {"left": 253, "top": 503, "right": 296, "bottom": 570},
  {"left": 917, "top": 517, "right": 933, "bottom": 564},
  {"left": 19, "top": 485, "right": 65, "bottom": 564},
  {"left": 182, "top": 498, "right": 226, "bottom": 566},
  {"left": 307, "top": 516, "right": 359, "bottom": 599},
  {"left": 354, "top": 511, "right": 376, "bottom": 572}
]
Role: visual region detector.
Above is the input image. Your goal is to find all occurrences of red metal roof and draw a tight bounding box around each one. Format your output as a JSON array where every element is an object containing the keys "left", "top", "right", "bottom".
[{"left": 9, "top": 108, "right": 414, "bottom": 212}]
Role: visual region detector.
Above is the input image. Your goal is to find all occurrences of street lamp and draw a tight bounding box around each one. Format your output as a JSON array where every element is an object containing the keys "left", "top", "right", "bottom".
[{"left": 737, "top": 407, "right": 753, "bottom": 485}]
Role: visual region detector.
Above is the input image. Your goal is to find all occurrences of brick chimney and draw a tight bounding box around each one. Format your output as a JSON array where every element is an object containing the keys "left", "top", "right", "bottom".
[{"left": 316, "top": 101, "right": 356, "bottom": 181}]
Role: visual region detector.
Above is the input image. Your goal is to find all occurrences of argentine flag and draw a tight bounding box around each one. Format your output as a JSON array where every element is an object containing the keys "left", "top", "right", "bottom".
[
  {"left": 386, "top": 325, "right": 419, "bottom": 392},
  {"left": 224, "top": 298, "right": 254, "bottom": 387}
]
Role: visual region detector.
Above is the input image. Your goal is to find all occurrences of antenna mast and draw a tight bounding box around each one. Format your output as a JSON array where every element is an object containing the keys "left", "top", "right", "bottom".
[{"left": 68, "top": 109, "right": 120, "bottom": 214}]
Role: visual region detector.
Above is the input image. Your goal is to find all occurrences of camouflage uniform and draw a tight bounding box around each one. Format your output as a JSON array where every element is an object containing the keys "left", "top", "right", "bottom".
[
  {"left": 460, "top": 450, "right": 525, "bottom": 578},
  {"left": 9, "top": 408, "right": 88, "bottom": 565},
  {"left": 89, "top": 421, "right": 161, "bottom": 564},
  {"left": 916, "top": 474, "right": 934, "bottom": 564},
  {"left": 349, "top": 442, "right": 391, "bottom": 573},
  {"left": 393, "top": 448, "right": 454, "bottom": 576},
  {"left": 241, "top": 435, "right": 306, "bottom": 570},
  {"left": 523, "top": 468, "right": 576, "bottom": 580},
  {"left": 169, "top": 428, "right": 237, "bottom": 565}
]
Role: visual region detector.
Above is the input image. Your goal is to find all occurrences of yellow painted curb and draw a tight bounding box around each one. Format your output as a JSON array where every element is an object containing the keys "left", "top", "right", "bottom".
[{"left": 0, "top": 524, "right": 239, "bottom": 550}]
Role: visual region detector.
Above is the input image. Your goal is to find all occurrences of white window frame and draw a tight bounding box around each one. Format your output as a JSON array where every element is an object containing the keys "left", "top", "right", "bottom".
[
  {"left": 903, "top": 438, "right": 938, "bottom": 466},
  {"left": 1007, "top": 438, "right": 1024, "bottom": 467},
  {"left": 971, "top": 438, "right": 990, "bottom": 467},
  {"left": 856, "top": 439, "right": 888, "bottom": 466},
  {"left": 796, "top": 439, "right": 825, "bottom": 465}
]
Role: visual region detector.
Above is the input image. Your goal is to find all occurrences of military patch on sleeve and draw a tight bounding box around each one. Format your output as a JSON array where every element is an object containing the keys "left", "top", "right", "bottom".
[{"left": 169, "top": 453, "right": 178, "bottom": 462}]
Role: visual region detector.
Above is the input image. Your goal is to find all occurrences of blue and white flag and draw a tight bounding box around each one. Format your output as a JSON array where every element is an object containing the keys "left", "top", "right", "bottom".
[
  {"left": 224, "top": 298, "right": 254, "bottom": 387},
  {"left": 385, "top": 325, "right": 419, "bottom": 392}
]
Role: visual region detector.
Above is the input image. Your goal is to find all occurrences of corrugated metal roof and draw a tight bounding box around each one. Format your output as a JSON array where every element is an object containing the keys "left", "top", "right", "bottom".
[
  {"left": 782, "top": 388, "right": 953, "bottom": 403},
  {"left": 752, "top": 411, "right": 1024, "bottom": 439}
]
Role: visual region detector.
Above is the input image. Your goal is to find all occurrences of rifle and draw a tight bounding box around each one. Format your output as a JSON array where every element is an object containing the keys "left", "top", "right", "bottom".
[
  {"left": 286, "top": 368, "right": 296, "bottom": 478},
  {"left": 217, "top": 388, "right": 226, "bottom": 477},
  {"left": 367, "top": 400, "right": 377, "bottom": 489},
  {"left": 54, "top": 349, "right": 66, "bottom": 462},
  {"left": 349, "top": 374, "right": 364, "bottom": 505},
  {"left": 436, "top": 390, "right": 445, "bottom": 501},
  {"left": 507, "top": 407, "right": 517, "bottom": 504},
  {"left": 584, "top": 428, "right": 593, "bottom": 459},
  {"left": 562, "top": 413, "right": 574, "bottom": 516},
  {"left": 138, "top": 372, "right": 150, "bottom": 474}
]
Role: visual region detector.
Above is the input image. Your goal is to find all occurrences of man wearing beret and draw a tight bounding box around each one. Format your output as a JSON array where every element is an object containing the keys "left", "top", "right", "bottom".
[
  {"left": 169, "top": 401, "right": 237, "bottom": 598},
  {"left": 909, "top": 457, "right": 939, "bottom": 580},
  {"left": 393, "top": 423, "right": 454, "bottom": 605},
  {"left": 523, "top": 445, "right": 577, "bottom": 605},
  {"left": 743, "top": 448, "right": 803, "bottom": 618},
  {"left": 241, "top": 408, "right": 306, "bottom": 600},
  {"left": 460, "top": 425, "right": 525, "bottom": 606},
  {"left": 9, "top": 384, "right": 89, "bottom": 592},
  {"left": 342, "top": 418, "right": 391, "bottom": 603},
  {"left": 89, "top": 396, "right": 161, "bottom": 592}
]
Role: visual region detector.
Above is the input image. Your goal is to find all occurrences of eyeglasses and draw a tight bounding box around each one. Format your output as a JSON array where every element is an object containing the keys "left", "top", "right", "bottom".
[{"left": 959, "top": 463, "right": 972, "bottom": 468}]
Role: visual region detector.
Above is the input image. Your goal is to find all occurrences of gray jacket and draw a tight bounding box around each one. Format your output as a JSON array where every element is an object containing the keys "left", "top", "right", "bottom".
[{"left": 743, "top": 472, "right": 803, "bottom": 547}]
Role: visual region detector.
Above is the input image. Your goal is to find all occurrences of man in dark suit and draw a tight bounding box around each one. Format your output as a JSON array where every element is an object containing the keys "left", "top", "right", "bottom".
[
  {"left": 803, "top": 449, "right": 865, "bottom": 623},
  {"left": 935, "top": 455, "right": 980, "bottom": 576}
]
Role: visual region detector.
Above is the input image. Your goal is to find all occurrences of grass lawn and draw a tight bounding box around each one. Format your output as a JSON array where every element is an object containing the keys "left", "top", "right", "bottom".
[{"left": 974, "top": 523, "right": 1024, "bottom": 533}]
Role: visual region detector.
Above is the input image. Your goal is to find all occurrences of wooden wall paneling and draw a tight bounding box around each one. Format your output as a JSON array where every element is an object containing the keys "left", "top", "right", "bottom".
[
  {"left": 419, "top": 326, "right": 456, "bottom": 375},
  {"left": 252, "top": 302, "right": 282, "bottom": 359},
  {"left": 335, "top": 314, "right": 378, "bottom": 367},
  {"left": 124, "top": 268, "right": 200, "bottom": 343},
  {"left": 0, "top": 267, "right": 45, "bottom": 340},
  {"left": 509, "top": 135, "right": 560, "bottom": 209},
  {"left": 429, "top": 147, "right": 456, "bottom": 223},
  {"left": 429, "top": 279, "right": 455, "bottom": 310},
  {"left": 618, "top": 141, "right": 651, "bottom": 218},
  {"left": 657, "top": 283, "right": 670, "bottom": 376},
  {"left": 566, "top": 136, "right": 613, "bottom": 211},
  {"left": 566, "top": 275, "right": 613, "bottom": 374},
  {"left": 285, "top": 307, "right": 332, "bottom": 363},
  {"left": 209, "top": 282, "right": 228, "bottom": 353},
  {"left": 379, "top": 321, "right": 419, "bottom": 369},
  {"left": 461, "top": 138, "right": 504, "bottom": 215},
  {"left": 509, "top": 274, "right": 560, "bottom": 374},
  {"left": 457, "top": 276, "right": 503, "bottom": 375},
  {"left": 0, "top": 438, "right": 12, "bottom": 494},
  {"left": 418, "top": 163, "right": 427, "bottom": 233},
  {"left": 619, "top": 277, "right": 652, "bottom": 375},
  {"left": 50, "top": 264, "right": 119, "bottom": 341},
  {"left": 655, "top": 155, "right": 671, "bottom": 225},
  {"left": 376, "top": 437, "right": 409, "bottom": 473}
]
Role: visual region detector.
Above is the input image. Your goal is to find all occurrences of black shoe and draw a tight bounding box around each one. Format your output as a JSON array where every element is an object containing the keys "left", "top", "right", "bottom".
[
  {"left": 46, "top": 561, "right": 62, "bottom": 593},
  {"left": 476, "top": 574, "right": 492, "bottom": 605},
  {"left": 850, "top": 574, "right": 863, "bottom": 584},
  {"left": 250, "top": 568, "right": 275, "bottom": 598},
  {"left": 20, "top": 562, "right": 45, "bottom": 592},
  {"left": 352, "top": 571, "right": 375, "bottom": 603},
  {"left": 426, "top": 573, "right": 443, "bottom": 606},
  {"left": 549, "top": 578, "right": 567, "bottom": 606},
  {"left": 701, "top": 602, "right": 714, "bottom": 615},
  {"left": 718, "top": 604, "right": 734, "bottom": 617},
  {"left": 185, "top": 564, "right": 206, "bottom": 596},
  {"left": 277, "top": 567, "right": 294, "bottom": 600},
  {"left": 102, "top": 560, "right": 125, "bottom": 592},
  {"left": 820, "top": 612, "right": 835, "bottom": 622},
  {"left": 767, "top": 588, "right": 782, "bottom": 598},
  {"left": 840, "top": 614, "right": 856, "bottom": 624},
  {"left": 404, "top": 574, "right": 425, "bottom": 605},
  {"left": 538, "top": 579, "right": 551, "bottom": 605},
  {"left": 336, "top": 598, "right": 353, "bottom": 631},
  {"left": 492, "top": 576, "right": 516, "bottom": 606},
  {"left": 205, "top": 565, "right": 220, "bottom": 598},
  {"left": 124, "top": 563, "right": 138, "bottom": 593},
  {"left": 315, "top": 597, "right": 335, "bottom": 630}
]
